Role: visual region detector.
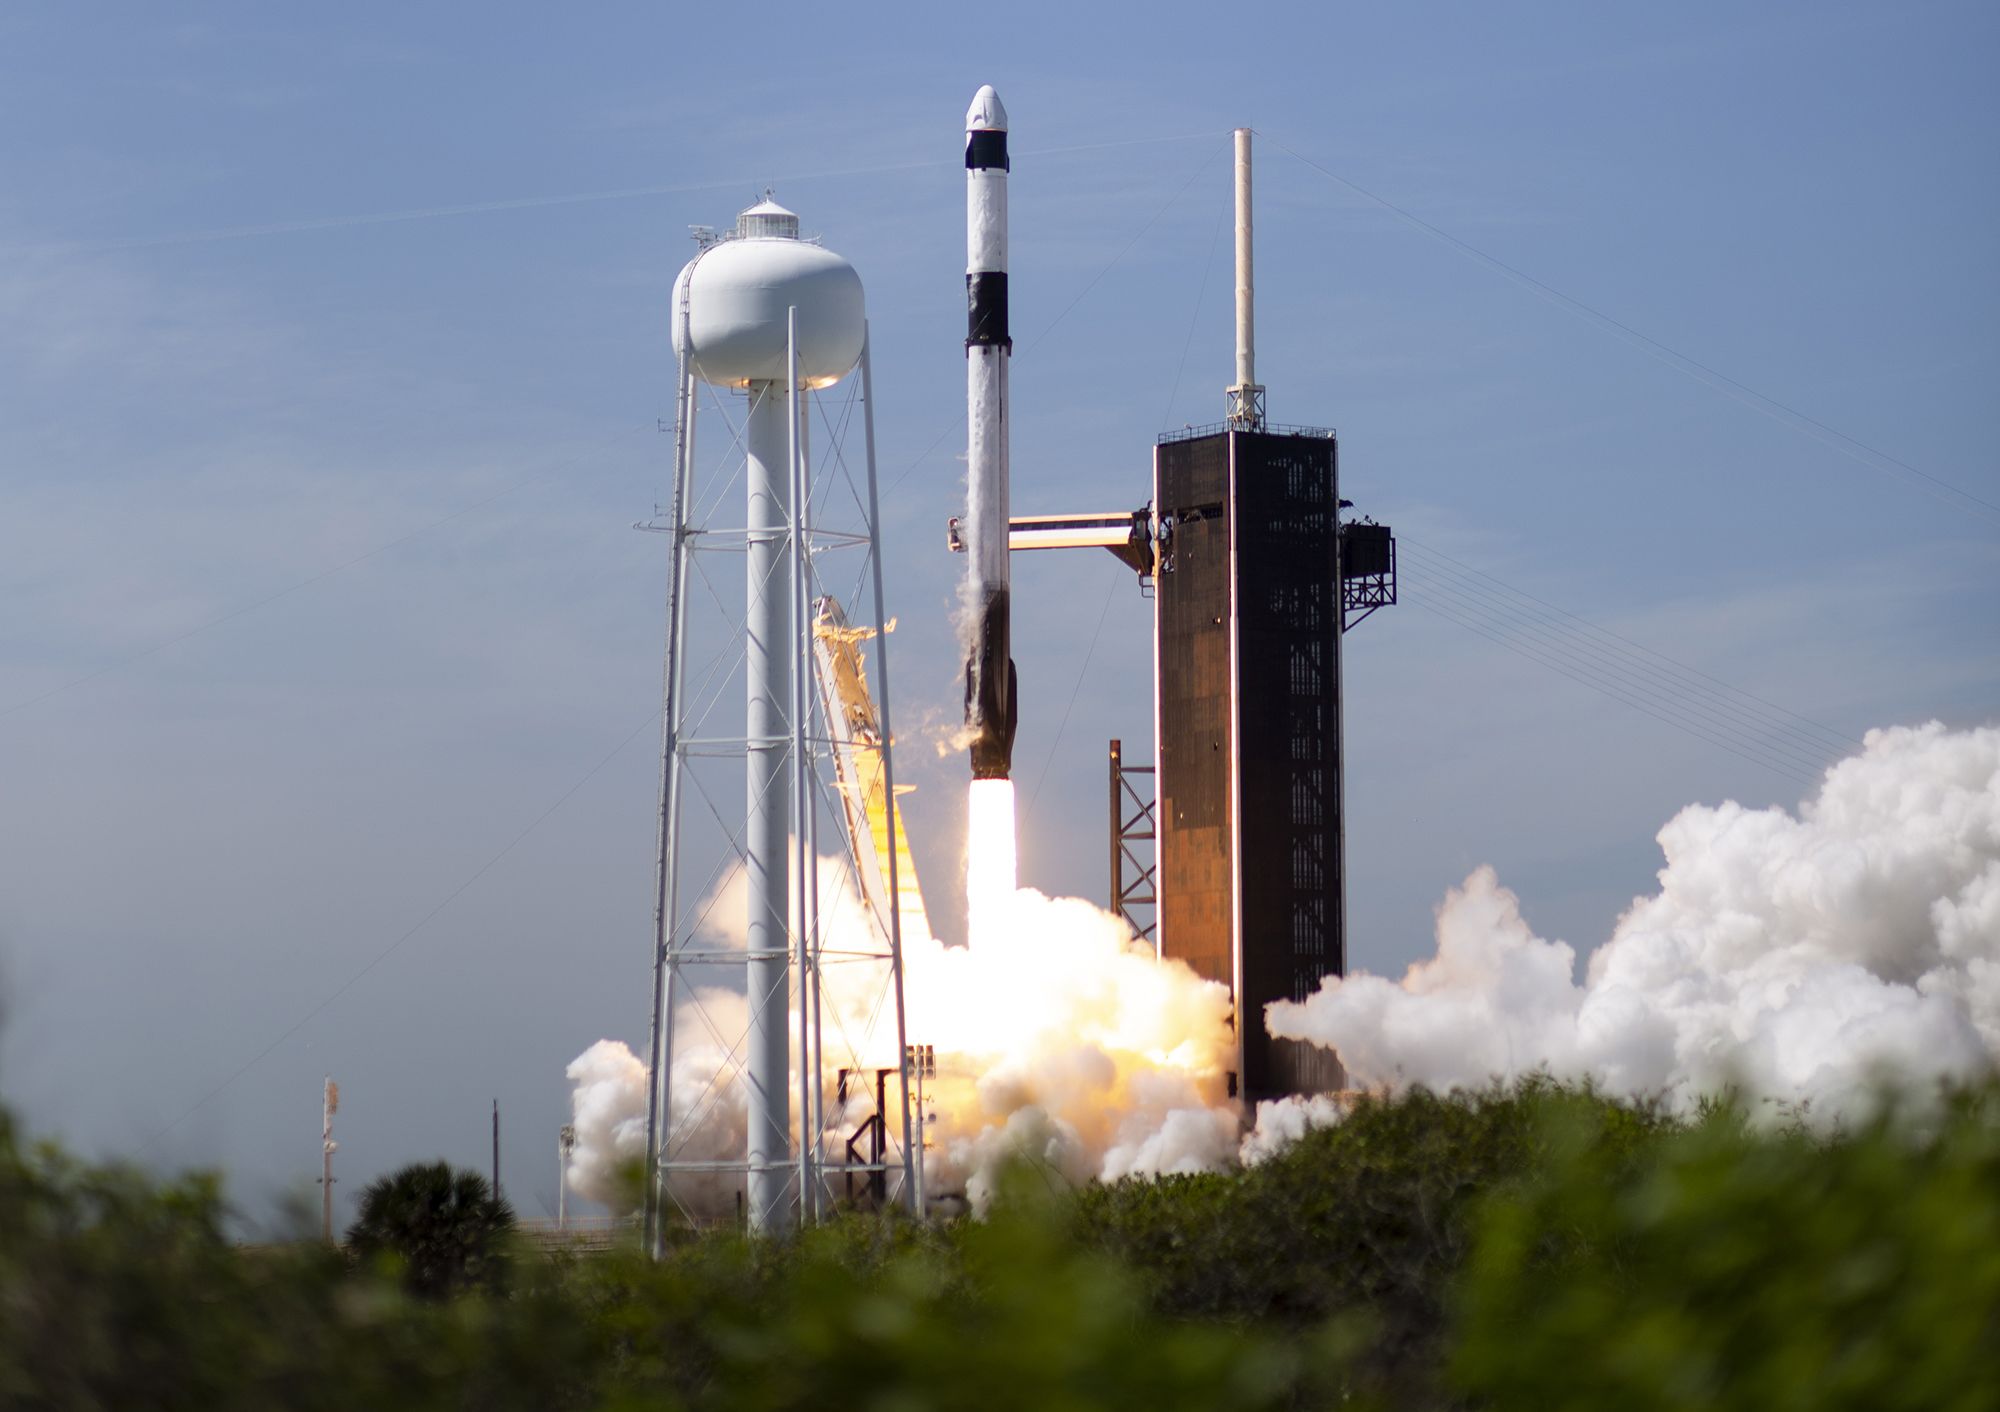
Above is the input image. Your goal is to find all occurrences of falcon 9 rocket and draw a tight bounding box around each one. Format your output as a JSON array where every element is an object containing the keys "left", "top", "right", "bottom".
[{"left": 963, "top": 84, "right": 1017, "bottom": 781}]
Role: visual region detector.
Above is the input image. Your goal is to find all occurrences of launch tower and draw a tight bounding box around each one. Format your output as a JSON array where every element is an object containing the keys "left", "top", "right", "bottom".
[
  {"left": 990, "top": 129, "right": 1397, "bottom": 1103},
  {"left": 1155, "top": 425, "right": 1338, "bottom": 1098}
]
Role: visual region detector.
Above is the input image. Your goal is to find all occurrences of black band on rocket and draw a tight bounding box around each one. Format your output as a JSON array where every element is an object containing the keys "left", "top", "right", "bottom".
[
  {"left": 965, "top": 130, "right": 1010, "bottom": 171},
  {"left": 966, "top": 272, "right": 1010, "bottom": 348}
]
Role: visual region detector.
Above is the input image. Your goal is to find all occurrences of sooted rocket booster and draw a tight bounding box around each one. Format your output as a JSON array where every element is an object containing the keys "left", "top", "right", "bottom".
[{"left": 964, "top": 84, "right": 1017, "bottom": 781}]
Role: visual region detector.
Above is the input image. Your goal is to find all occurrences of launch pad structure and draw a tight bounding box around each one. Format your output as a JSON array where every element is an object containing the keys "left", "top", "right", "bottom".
[
  {"left": 641, "top": 102, "right": 1401, "bottom": 1250},
  {"left": 1151, "top": 420, "right": 1395, "bottom": 1100},
  {"left": 983, "top": 128, "right": 1398, "bottom": 1103}
]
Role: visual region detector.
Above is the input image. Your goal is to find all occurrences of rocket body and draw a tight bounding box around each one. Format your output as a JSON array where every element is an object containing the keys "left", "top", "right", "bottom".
[{"left": 964, "top": 84, "right": 1017, "bottom": 780}]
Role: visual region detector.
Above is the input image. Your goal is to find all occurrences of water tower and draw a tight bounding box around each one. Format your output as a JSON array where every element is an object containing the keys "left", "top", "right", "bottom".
[{"left": 645, "top": 196, "right": 915, "bottom": 1242}]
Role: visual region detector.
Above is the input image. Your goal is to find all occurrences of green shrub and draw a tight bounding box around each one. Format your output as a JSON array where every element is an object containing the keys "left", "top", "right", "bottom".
[
  {"left": 1452, "top": 1084, "right": 2000, "bottom": 1412},
  {"left": 0, "top": 1078, "right": 1991, "bottom": 1409},
  {"left": 569, "top": 1185, "right": 1314, "bottom": 1410},
  {"left": 1075, "top": 1077, "right": 1674, "bottom": 1402}
]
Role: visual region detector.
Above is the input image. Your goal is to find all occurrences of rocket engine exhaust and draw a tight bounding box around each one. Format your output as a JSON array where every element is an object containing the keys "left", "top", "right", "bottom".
[{"left": 964, "top": 83, "right": 1017, "bottom": 781}]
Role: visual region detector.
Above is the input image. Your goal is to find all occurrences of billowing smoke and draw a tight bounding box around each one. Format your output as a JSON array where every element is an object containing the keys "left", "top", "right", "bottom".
[
  {"left": 902, "top": 797, "right": 1240, "bottom": 1209},
  {"left": 574, "top": 721, "right": 1999, "bottom": 1210},
  {"left": 563, "top": 1040, "right": 645, "bottom": 1207},
  {"left": 564, "top": 988, "right": 750, "bottom": 1211},
  {"left": 566, "top": 781, "right": 1239, "bottom": 1214},
  {"left": 1262, "top": 722, "right": 2000, "bottom": 1134}
]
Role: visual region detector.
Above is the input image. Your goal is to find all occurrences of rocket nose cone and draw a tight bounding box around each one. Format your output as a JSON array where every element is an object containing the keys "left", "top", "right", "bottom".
[{"left": 966, "top": 84, "right": 1008, "bottom": 132}]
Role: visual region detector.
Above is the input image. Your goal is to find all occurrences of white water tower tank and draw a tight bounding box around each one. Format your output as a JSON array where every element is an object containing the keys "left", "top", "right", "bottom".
[{"left": 672, "top": 196, "right": 865, "bottom": 389}]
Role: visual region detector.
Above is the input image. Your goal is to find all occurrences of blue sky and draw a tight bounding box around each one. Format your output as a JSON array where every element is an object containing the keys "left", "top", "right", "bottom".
[{"left": 0, "top": 3, "right": 1993, "bottom": 1223}]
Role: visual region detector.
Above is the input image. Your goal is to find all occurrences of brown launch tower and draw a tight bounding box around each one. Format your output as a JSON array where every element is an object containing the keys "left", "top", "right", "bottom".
[
  {"left": 1148, "top": 425, "right": 1395, "bottom": 1100},
  {"left": 1157, "top": 426, "right": 1340, "bottom": 1099}
]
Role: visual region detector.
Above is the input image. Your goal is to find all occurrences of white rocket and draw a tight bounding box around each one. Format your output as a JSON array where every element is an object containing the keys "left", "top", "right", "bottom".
[{"left": 964, "top": 83, "right": 1016, "bottom": 780}]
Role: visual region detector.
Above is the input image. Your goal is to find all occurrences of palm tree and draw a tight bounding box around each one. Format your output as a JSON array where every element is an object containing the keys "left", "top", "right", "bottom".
[{"left": 344, "top": 1161, "right": 515, "bottom": 1298}]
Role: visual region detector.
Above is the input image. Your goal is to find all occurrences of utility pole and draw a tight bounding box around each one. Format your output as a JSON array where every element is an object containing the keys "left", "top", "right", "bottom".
[
  {"left": 320, "top": 1077, "right": 339, "bottom": 1244},
  {"left": 905, "top": 1044, "right": 934, "bottom": 1220},
  {"left": 557, "top": 1125, "right": 576, "bottom": 1230},
  {"left": 491, "top": 1099, "right": 502, "bottom": 1203}
]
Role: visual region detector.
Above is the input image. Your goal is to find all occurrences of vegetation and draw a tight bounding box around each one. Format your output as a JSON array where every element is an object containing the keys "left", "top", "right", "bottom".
[
  {"left": 0, "top": 1080, "right": 1992, "bottom": 1409},
  {"left": 1072, "top": 1076, "right": 1678, "bottom": 1402},
  {"left": 345, "top": 1160, "right": 515, "bottom": 1299},
  {"left": 1451, "top": 1084, "right": 2000, "bottom": 1411}
]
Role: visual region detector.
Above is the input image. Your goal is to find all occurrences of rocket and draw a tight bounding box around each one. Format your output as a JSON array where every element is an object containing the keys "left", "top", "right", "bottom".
[{"left": 964, "top": 83, "right": 1017, "bottom": 780}]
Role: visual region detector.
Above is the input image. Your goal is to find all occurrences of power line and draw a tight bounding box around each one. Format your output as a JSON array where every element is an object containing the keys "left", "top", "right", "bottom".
[
  {"left": 1160, "top": 202, "right": 1227, "bottom": 432},
  {"left": 1021, "top": 135, "right": 1233, "bottom": 363},
  {"left": 1403, "top": 592, "right": 1822, "bottom": 790},
  {"left": 1398, "top": 571, "right": 1829, "bottom": 788},
  {"left": 1398, "top": 539, "right": 1855, "bottom": 757},
  {"left": 139, "top": 706, "right": 660, "bottom": 1154},
  {"left": 1262, "top": 132, "right": 2000, "bottom": 527},
  {"left": 1399, "top": 561, "right": 1840, "bottom": 778},
  {"left": 1031, "top": 162, "right": 1232, "bottom": 807},
  {"left": 11, "top": 134, "right": 1221, "bottom": 258},
  {"left": 1026, "top": 571, "right": 1123, "bottom": 814},
  {"left": 926, "top": 136, "right": 1232, "bottom": 803},
  {"left": 1398, "top": 546, "right": 1851, "bottom": 771},
  {"left": 883, "top": 131, "right": 1231, "bottom": 500}
]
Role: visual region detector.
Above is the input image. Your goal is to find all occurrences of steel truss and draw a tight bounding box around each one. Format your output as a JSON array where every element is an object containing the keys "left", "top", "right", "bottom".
[
  {"left": 1108, "top": 738, "right": 1158, "bottom": 948},
  {"left": 642, "top": 321, "right": 915, "bottom": 1252}
]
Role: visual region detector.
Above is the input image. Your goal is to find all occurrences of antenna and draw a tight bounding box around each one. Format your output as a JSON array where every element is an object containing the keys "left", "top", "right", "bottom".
[
  {"left": 1225, "top": 128, "right": 1266, "bottom": 430},
  {"left": 319, "top": 1076, "right": 339, "bottom": 1244},
  {"left": 557, "top": 1124, "right": 576, "bottom": 1230}
]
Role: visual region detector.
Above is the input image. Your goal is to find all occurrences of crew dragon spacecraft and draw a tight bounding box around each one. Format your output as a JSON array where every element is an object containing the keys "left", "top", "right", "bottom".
[{"left": 961, "top": 84, "right": 1017, "bottom": 780}]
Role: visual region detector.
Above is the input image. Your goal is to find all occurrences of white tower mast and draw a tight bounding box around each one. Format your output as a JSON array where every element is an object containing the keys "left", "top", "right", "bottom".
[{"left": 1225, "top": 128, "right": 1265, "bottom": 430}]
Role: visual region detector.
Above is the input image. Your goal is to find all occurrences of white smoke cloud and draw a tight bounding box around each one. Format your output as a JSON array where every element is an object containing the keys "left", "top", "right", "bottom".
[
  {"left": 1267, "top": 722, "right": 2000, "bottom": 1123},
  {"left": 563, "top": 1039, "right": 647, "bottom": 1208},
  {"left": 568, "top": 782, "right": 1240, "bottom": 1216},
  {"left": 564, "top": 987, "right": 750, "bottom": 1213},
  {"left": 578, "top": 724, "right": 2000, "bottom": 1209},
  {"left": 1239, "top": 1092, "right": 1346, "bottom": 1166},
  {"left": 908, "top": 879, "right": 1239, "bottom": 1209}
]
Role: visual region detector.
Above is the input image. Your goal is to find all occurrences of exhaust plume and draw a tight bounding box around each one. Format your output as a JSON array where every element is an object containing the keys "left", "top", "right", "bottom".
[
  {"left": 575, "top": 723, "right": 2000, "bottom": 1206},
  {"left": 965, "top": 777, "right": 1018, "bottom": 944},
  {"left": 567, "top": 779, "right": 1240, "bottom": 1216},
  {"left": 1264, "top": 722, "right": 2000, "bottom": 1129},
  {"left": 910, "top": 781, "right": 1237, "bottom": 1209}
]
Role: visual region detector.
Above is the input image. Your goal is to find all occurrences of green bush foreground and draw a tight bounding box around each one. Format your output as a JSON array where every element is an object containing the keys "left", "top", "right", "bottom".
[{"left": 1, "top": 1078, "right": 1992, "bottom": 1410}]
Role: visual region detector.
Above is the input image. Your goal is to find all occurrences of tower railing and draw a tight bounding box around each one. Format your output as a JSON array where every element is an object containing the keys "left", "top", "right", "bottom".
[{"left": 1157, "top": 421, "right": 1335, "bottom": 445}]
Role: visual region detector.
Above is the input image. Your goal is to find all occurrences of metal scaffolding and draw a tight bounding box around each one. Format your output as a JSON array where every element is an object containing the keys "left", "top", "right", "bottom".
[
  {"left": 641, "top": 321, "right": 916, "bottom": 1250},
  {"left": 1108, "top": 738, "right": 1158, "bottom": 948}
]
